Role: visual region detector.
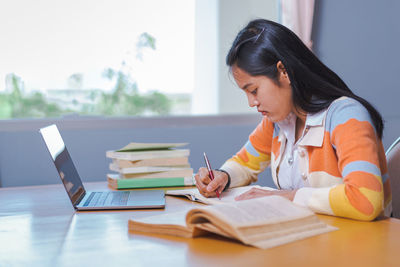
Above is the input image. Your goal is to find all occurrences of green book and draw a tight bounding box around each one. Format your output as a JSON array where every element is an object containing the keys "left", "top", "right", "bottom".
[{"left": 107, "top": 174, "right": 195, "bottom": 189}]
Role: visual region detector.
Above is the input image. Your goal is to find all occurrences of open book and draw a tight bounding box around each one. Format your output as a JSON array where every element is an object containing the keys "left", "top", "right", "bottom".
[
  {"left": 166, "top": 185, "right": 275, "bottom": 205},
  {"left": 129, "top": 195, "right": 337, "bottom": 249}
]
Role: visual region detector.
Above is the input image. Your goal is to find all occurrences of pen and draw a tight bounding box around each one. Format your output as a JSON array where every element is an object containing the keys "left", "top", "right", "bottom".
[{"left": 203, "top": 152, "right": 221, "bottom": 199}]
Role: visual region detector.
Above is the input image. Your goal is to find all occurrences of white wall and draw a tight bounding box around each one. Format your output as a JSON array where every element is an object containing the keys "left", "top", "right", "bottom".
[
  {"left": 0, "top": 114, "right": 267, "bottom": 187},
  {"left": 218, "top": 0, "right": 278, "bottom": 114},
  {"left": 192, "top": 0, "right": 219, "bottom": 114},
  {"left": 192, "top": 0, "right": 278, "bottom": 115}
]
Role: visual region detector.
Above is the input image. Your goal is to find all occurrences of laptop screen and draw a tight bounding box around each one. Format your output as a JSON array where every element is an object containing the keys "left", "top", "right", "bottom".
[{"left": 40, "top": 124, "right": 85, "bottom": 205}]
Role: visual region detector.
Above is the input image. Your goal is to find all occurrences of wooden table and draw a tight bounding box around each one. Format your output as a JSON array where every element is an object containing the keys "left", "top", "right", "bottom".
[{"left": 0, "top": 182, "right": 399, "bottom": 267}]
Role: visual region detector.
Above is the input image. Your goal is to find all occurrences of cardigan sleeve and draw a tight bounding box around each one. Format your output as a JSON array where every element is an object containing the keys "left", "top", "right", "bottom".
[
  {"left": 294, "top": 98, "right": 387, "bottom": 221},
  {"left": 220, "top": 117, "right": 274, "bottom": 188}
]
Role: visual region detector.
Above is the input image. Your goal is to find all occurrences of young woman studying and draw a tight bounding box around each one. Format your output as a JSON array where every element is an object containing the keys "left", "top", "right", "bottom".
[{"left": 194, "top": 19, "right": 391, "bottom": 221}]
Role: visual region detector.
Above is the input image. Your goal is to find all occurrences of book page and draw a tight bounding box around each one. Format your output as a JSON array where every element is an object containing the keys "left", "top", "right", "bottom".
[
  {"left": 130, "top": 195, "right": 337, "bottom": 249},
  {"left": 193, "top": 223, "right": 236, "bottom": 239},
  {"left": 129, "top": 211, "right": 193, "bottom": 238},
  {"left": 243, "top": 219, "right": 338, "bottom": 249},
  {"left": 166, "top": 185, "right": 276, "bottom": 205},
  {"left": 186, "top": 195, "right": 337, "bottom": 248},
  {"left": 189, "top": 196, "right": 314, "bottom": 228}
]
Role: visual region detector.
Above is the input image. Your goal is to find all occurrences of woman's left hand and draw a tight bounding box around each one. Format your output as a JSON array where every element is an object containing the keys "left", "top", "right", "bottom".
[{"left": 234, "top": 188, "right": 298, "bottom": 201}]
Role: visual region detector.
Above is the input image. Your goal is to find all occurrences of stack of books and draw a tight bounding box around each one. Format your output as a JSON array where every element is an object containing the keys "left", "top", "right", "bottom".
[{"left": 106, "top": 142, "right": 194, "bottom": 189}]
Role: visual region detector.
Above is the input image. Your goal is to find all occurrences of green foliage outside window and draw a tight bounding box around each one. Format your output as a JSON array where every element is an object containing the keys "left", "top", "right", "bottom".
[
  {"left": 0, "top": 74, "right": 67, "bottom": 118},
  {"left": 0, "top": 33, "right": 171, "bottom": 119}
]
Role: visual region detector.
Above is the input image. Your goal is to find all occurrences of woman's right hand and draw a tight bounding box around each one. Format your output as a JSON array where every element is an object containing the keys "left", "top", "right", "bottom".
[{"left": 194, "top": 167, "right": 229, "bottom": 198}]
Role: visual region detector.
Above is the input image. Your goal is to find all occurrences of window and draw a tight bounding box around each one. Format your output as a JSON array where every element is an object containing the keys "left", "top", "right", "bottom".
[
  {"left": 0, "top": 0, "right": 277, "bottom": 119},
  {"left": 0, "top": 0, "right": 195, "bottom": 118}
]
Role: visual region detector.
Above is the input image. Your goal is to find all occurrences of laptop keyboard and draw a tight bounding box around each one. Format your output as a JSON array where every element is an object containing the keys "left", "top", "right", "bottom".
[{"left": 83, "top": 191, "right": 130, "bottom": 207}]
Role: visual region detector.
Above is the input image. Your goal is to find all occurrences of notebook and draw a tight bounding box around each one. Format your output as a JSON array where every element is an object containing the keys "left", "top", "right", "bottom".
[{"left": 39, "top": 124, "right": 165, "bottom": 210}]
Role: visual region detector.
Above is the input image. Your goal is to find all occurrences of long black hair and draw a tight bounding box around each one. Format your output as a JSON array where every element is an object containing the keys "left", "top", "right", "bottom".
[{"left": 226, "top": 19, "right": 384, "bottom": 138}]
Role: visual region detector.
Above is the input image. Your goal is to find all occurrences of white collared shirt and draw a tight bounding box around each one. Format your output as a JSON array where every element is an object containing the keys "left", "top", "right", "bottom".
[{"left": 276, "top": 110, "right": 326, "bottom": 190}]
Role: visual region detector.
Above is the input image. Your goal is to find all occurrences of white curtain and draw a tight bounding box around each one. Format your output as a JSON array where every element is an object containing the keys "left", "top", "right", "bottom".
[{"left": 281, "top": 0, "right": 315, "bottom": 50}]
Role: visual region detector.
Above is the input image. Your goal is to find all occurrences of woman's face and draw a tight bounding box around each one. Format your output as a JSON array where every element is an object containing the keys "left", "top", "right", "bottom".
[{"left": 232, "top": 64, "right": 294, "bottom": 122}]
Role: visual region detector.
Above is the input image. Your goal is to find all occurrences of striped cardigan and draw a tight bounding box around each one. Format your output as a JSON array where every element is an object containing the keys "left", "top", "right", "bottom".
[{"left": 220, "top": 97, "right": 391, "bottom": 221}]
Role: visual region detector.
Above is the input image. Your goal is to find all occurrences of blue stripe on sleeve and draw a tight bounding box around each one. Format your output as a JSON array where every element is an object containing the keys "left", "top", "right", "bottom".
[
  {"left": 245, "top": 140, "right": 260, "bottom": 157},
  {"left": 326, "top": 98, "right": 374, "bottom": 134},
  {"left": 342, "top": 160, "right": 381, "bottom": 177}
]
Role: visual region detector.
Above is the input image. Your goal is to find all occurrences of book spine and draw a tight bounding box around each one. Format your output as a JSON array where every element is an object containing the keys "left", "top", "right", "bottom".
[
  {"left": 116, "top": 177, "right": 195, "bottom": 189},
  {"left": 121, "top": 169, "right": 193, "bottom": 179},
  {"left": 114, "top": 157, "right": 189, "bottom": 168},
  {"left": 109, "top": 163, "right": 191, "bottom": 174},
  {"left": 106, "top": 149, "right": 190, "bottom": 161}
]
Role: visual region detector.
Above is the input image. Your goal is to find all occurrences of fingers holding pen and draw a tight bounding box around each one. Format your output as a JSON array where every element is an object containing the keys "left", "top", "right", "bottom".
[
  {"left": 195, "top": 167, "right": 221, "bottom": 197},
  {"left": 194, "top": 167, "right": 228, "bottom": 198},
  {"left": 206, "top": 172, "right": 227, "bottom": 195},
  {"left": 194, "top": 167, "right": 212, "bottom": 197}
]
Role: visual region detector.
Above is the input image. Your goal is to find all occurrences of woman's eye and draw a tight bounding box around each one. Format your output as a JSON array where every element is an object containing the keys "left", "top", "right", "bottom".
[{"left": 251, "top": 89, "right": 258, "bottom": 95}]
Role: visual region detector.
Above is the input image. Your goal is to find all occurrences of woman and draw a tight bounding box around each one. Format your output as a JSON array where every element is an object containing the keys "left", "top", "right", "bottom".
[{"left": 194, "top": 19, "right": 391, "bottom": 221}]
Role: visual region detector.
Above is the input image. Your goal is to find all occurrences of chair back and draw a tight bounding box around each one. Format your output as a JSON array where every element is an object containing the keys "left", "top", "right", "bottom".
[{"left": 386, "top": 137, "right": 400, "bottom": 218}]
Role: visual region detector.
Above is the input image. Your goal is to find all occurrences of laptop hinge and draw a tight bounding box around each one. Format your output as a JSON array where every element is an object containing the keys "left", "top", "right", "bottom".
[{"left": 74, "top": 191, "right": 86, "bottom": 207}]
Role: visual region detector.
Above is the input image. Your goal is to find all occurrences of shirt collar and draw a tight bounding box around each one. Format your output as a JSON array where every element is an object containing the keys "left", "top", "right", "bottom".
[
  {"left": 305, "top": 108, "right": 326, "bottom": 127},
  {"left": 299, "top": 108, "right": 328, "bottom": 147},
  {"left": 275, "top": 107, "right": 328, "bottom": 147}
]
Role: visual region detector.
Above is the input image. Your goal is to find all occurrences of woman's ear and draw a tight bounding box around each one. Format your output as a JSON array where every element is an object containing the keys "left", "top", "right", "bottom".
[
  {"left": 276, "top": 61, "right": 286, "bottom": 75},
  {"left": 276, "top": 61, "right": 290, "bottom": 85}
]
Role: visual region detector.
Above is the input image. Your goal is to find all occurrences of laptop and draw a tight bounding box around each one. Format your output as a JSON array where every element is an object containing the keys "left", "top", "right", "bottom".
[{"left": 39, "top": 124, "right": 165, "bottom": 210}]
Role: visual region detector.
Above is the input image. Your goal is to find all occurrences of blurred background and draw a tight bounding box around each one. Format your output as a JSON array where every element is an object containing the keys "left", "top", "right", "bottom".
[{"left": 0, "top": 0, "right": 398, "bottom": 187}]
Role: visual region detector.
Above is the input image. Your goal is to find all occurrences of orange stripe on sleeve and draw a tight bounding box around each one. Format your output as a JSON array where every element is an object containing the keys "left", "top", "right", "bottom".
[
  {"left": 343, "top": 171, "right": 382, "bottom": 192},
  {"left": 344, "top": 186, "right": 374, "bottom": 215},
  {"left": 236, "top": 147, "right": 249, "bottom": 163},
  {"left": 330, "top": 184, "right": 379, "bottom": 218},
  {"left": 332, "top": 119, "right": 381, "bottom": 170}
]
